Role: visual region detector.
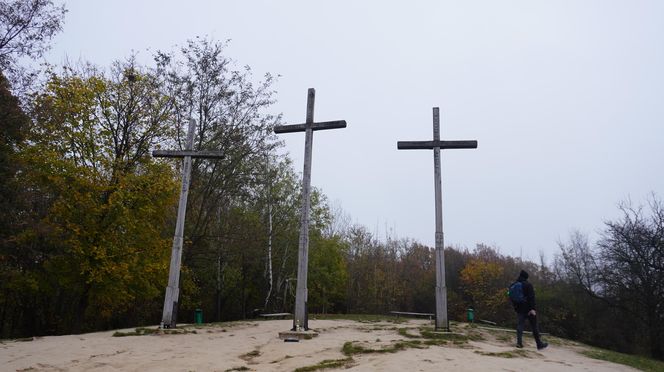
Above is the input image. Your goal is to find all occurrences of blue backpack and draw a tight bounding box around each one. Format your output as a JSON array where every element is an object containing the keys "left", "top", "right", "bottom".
[{"left": 508, "top": 281, "right": 526, "bottom": 304}]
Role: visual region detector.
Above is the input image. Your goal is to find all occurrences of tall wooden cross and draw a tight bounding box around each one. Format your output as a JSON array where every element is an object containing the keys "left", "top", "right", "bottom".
[
  {"left": 397, "top": 107, "right": 477, "bottom": 331},
  {"left": 153, "top": 118, "right": 224, "bottom": 328},
  {"left": 274, "top": 88, "right": 346, "bottom": 331}
]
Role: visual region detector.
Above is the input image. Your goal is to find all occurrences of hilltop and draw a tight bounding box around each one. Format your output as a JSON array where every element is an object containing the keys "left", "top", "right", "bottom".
[{"left": 3, "top": 316, "right": 656, "bottom": 371}]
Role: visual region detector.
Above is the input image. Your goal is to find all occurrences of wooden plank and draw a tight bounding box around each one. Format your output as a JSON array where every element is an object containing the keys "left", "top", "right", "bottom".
[
  {"left": 274, "top": 120, "right": 347, "bottom": 134},
  {"left": 258, "top": 313, "right": 292, "bottom": 319},
  {"left": 390, "top": 311, "right": 435, "bottom": 318},
  {"left": 397, "top": 140, "right": 478, "bottom": 150},
  {"left": 153, "top": 150, "right": 224, "bottom": 159}
]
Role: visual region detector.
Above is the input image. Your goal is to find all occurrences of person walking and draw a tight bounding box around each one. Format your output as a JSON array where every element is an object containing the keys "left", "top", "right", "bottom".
[{"left": 509, "top": 270, "right": 548, "bottom": 350}]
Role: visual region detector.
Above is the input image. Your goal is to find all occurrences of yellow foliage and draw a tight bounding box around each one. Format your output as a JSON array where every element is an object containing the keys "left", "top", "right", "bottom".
[{"left": 460, "top": 259, "right": 506, "bottom": 319}]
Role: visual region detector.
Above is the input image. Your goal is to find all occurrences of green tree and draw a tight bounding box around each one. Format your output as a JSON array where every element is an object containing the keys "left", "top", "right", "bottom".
[
  {"left": 153, "top": 38, "right": 285, "bottom": 321},
  {"left": 10, "top": 63, "right": 178, "bottom": 334},
  {"left": 308, "top": 234, "right": 348, "bottom": 313}
]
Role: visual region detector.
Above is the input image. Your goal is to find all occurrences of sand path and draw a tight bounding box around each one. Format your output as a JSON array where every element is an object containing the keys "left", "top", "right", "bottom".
[{"left": 0, "top": 318, "right": 636, "bottom": 371}]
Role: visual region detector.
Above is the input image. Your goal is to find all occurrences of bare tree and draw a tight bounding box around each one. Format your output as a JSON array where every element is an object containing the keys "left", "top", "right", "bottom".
[
  {"left": 0, "top": 0, "right": 66, "bottom": 93},
  {"left": 557, "top": 230, "right": 600, "bottom": 294},
  {"left": 597, "top": 196, "right": 664, "bottom": 358},
  {"left": 557, "top": 196, "right": 664, "bottom": 359}
]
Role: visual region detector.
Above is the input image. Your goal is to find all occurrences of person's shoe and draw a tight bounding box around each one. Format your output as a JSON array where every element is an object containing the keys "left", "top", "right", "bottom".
[
  {"left": 516, "top": 343, "right": 523, "bottom": 348},
  {"left": 537, "top": 342, "right": 548, "bottom": 350}
]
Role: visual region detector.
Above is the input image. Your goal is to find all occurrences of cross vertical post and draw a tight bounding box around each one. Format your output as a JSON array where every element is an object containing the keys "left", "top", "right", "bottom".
[
  {"left": 432, "top": 108, "right": 447, "bottom": 331},
  {"left": 397, "top": 107, "right": 477, "bottom": 331},
  {"left": 153, "top": 118, "right": 224, "bottom": 328},
  {"left": 296, "top": 89, "right": 314, "bottom": 332},
  {"left": 274, "top": 88, "right": 346, "bottom": 331}
]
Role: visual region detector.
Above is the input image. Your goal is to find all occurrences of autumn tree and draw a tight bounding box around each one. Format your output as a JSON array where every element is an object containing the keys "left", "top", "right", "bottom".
[
  {"left": 1, "top": 60, "right": 178, "bottom": 335},
  {"left": 460, "top": 258, "right": 507, "bottom": 322}
]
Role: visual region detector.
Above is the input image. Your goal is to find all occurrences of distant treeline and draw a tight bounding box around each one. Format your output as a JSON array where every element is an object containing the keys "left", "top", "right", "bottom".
[{"left": 0, "top": 1, "right": 662, "bottom": 361}]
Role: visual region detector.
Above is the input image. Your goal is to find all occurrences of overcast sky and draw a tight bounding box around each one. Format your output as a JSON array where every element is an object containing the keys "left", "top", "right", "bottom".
[{"left": 46, "top": 0, "right": 664, "bottom": 261}]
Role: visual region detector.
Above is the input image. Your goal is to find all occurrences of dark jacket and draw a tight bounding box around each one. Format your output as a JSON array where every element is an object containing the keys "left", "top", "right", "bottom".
[{"left": 514, "top": 277, "right": 536, "bottom": 314}]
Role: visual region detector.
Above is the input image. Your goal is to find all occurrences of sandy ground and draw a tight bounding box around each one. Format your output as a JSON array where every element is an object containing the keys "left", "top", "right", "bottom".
[{"left": 1, "top": 318, "right": 637, "bottom": 371}]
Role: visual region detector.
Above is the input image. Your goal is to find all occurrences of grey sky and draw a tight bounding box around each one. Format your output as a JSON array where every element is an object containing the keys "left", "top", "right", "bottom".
[{"left": 46, "top": 1, "right": 664, "bottom": 261}]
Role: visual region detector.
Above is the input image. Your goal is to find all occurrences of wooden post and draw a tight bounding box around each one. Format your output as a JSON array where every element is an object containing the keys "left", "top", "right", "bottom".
[
  {"left": 397, "top": 108, "right": 477, "bottom": 331},
  {"left": 295, "top": 89, "right": 314, "bottom": 331},
  {"left": 274, "top": 88, "right": 346, "bottom": 331},
  {"left": 154, "top": 119, "right": 224, "bottom": 328}
]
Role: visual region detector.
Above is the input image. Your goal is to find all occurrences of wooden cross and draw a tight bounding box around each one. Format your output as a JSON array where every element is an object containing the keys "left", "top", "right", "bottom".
[
  {"left": 153, "top": 118, "right": 224, "bottom": 328},
  {"left": 397, "top": 107, "right": 477, "bottom": 331},
  {"left": 274, "top": 88, "right": 346, "bottom": 331}
]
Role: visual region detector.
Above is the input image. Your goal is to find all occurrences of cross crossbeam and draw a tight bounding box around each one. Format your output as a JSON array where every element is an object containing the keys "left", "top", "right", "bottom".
[
  {"left": 152, "top": 150, "right": 225, "bottom": 159},
  {"left": 397, "top": 140, "right": 477, "bottom": 150},
  {"left": 153, "top": 119, "right": 224, "bottom": 329},
  {"left": 274, "top": 120, "right": 346, "bottom": 134},
  {"left": 397, "top": 107, "right": 477, "bottom": 331},
  {"left": 274, "top": 88, "right": 346, "bottom": 332}
]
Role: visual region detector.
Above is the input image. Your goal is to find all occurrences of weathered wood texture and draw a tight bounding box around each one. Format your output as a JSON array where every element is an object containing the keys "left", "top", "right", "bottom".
[
  {"left": 273, "top": 88, "right": 346, "bottom": 332},
  {"left": 155, "top": 119, "right": 225, "bottom": 328},
  {"left": 397, "top": 140, "right": 477, "bottom": 150},
  {"left": 397, "top": 107, "right": 478, "bottom": 331},
  {"left": 153, "top": 150, "right": 225, "bottom": 159},
  {"left": 390, "top": 311, "right": 435, "bottom": 319},
  {"left": 432, "top": 107, "right": 447, "bottom": 332},
  {"left": 274, "top": 120, "right": 346, "bottom": 133}
]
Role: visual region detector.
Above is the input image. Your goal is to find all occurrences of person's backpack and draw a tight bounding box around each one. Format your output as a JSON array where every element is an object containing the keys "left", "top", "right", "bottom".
[{"left": 508, "top": 281, "right": 526, "bottom": 304}]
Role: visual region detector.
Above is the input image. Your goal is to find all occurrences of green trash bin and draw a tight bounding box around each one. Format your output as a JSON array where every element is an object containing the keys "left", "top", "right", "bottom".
[
  {"left": 195, "top": 309, "right": 203, "bottom": 324},
  {"left": 467, "top": 308, "right": 474, "bottom": 323}
]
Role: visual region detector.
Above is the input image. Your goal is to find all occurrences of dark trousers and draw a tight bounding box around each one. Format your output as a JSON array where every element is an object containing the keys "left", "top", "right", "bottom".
[{"left": 516, "top": 312, "right": 543, "bottom": 347}]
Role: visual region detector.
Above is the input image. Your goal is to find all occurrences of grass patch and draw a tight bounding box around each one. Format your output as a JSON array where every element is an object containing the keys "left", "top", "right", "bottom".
[
  {"left": 342, "top": 340, "right": 427, "bottom": 356},
  {"left": 494, "top": 334, "right": 513, "bottom": 343},
  {"left": 420, "top": 328, "right": 469, "bottom": 343},
  {"left": 474, "top": 349, "right": 531, "bottom": 358},
  {"left": 580, "top": 348, "right": 664, "bottom": 372},
  {"left": 163, "top": 328, "right": 197, "bottom": 335},
  {"left": 395, "top": 340, "right": 427, "bottom": 349},
  {"left": 112, "top": 327, "right": 159, "bottom": 337},
  {"left": 466, "top": 330, "right": 485, "bottom": 341},
  {"left": 293, "top": 357, "right": 354, "bottom": 372},
  {"left": 342, "top": 341, "right": 367, "bottom": 355},
  {"left": 398, "top": 327, "right": 421, "bottom": 338},
  {"left": 240, "top": 349, "right": 260, "bottom": 360},
  {"left": 546, "top": 336, "right": 577, "bottom": 347}
]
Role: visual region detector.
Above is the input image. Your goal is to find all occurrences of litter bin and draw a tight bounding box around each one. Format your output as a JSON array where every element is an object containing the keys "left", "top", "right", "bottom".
[
  {"left": 467, "top": 308, "right": 474, "bottom": 323},
  {"left": 195, "top": 309, "right": 203, "bottom": 324}
]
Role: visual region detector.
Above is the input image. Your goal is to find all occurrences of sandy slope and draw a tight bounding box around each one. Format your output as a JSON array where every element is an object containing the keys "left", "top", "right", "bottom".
[{"left": 0, "top": 318, "right": 636, "bottom": 371}]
